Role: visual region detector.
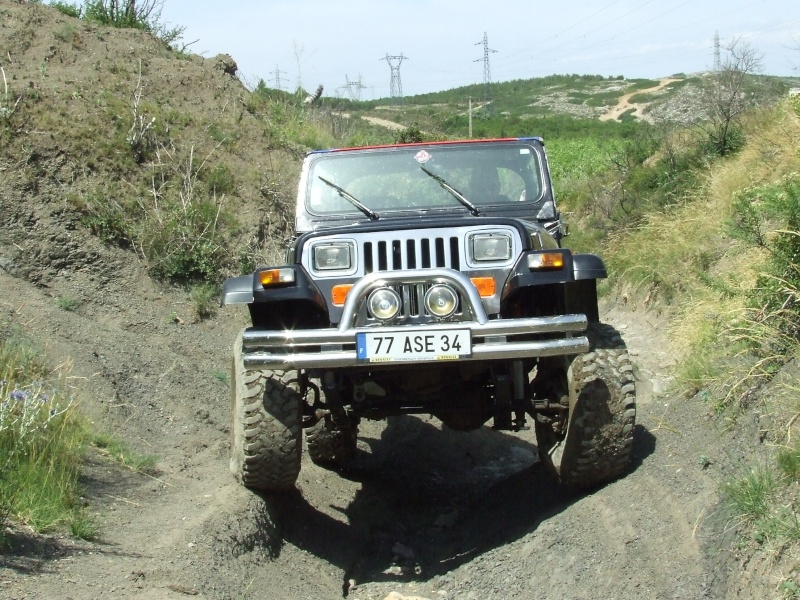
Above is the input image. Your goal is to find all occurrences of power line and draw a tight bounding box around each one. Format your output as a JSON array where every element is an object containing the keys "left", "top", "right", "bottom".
[
  {"left": 474, "top": 32, "right": 497, "bottom": 104},
  {"left": 381, "top": 53, "right": 408, "bottom": 103},
  {"left": 343, "top": 74, "right": 366, "bottom": 101},
  {"left": 492, "top": 0, "right": 784, "bottom": 82},
  {"left": 271, "top": 65, "right": 287, "bottom": 91},
  {"left": 504, "top": 0, "right": 624, "bottom": 60}
]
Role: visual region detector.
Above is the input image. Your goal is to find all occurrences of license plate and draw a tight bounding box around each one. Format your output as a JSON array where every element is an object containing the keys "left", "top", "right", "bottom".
[{"left": 356, "top": 329, "right": 471, "bottom": 362}]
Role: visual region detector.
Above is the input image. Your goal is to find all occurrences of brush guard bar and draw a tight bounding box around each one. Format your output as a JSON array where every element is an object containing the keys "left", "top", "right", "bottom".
[{"left": 241, "top": 269, "right": 589, "bottom": 370}]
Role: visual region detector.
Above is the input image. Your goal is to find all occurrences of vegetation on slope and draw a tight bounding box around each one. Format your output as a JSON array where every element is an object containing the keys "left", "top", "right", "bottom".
[
  {"left": 0, "top": 332, "right": 91, "bottom": 543},
  {"left": 600, "top": 96, "right": 800, "bottom": 568},
  {"left": 2, "top": 2, "right": 800, "bottom": 568}
]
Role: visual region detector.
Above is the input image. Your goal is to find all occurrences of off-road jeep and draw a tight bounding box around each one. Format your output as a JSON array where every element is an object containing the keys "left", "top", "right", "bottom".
[{"left": 222, "top": 137, "right": 636, "bottom": 491}]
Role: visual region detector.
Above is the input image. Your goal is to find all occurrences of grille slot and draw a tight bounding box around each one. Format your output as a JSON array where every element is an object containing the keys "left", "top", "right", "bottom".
[{"left": 364, "top": 235, "right": 460, "bottom": 274}]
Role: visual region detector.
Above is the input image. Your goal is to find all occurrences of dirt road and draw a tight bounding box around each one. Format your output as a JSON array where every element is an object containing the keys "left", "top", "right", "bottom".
[
  {"left": 360, "top": 115, "right": 407, "bottom": 131},
  {"left": 600, "top": 78, "right": 681, "bottom": 122},
  {"left": 0, "top": 229, "right": 768, "bottom": 599},
  {"left": 0, "top": 3, "right": 767, "bottom": 595}
]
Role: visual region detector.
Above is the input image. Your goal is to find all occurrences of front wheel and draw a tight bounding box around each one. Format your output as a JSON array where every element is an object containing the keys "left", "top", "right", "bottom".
[
  {"left": 302, "top": 377, "right": 358, "bottom": 466},
  {"left": 306, "top": 416, "right": 358, "bottom": 466},
  {"left": 535, "top": 323, "right": 636, "bottom": 489},
  {"left": 230, "top": 332, "right": 302, "bottom": 491}
]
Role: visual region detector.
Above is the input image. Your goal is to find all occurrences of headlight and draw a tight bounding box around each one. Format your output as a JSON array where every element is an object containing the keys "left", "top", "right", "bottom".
[
  {"left": 424, "top": 285, "right": 458, "bottom": 318},
  {"left": 470, "top": 232, "right": 512, "bottom": 262},
  {"left": 313, "top": 242, "right": 354, "bottom": 271},
  {"left": 368, "top": 287, "right": 401, "bottom": 321}
]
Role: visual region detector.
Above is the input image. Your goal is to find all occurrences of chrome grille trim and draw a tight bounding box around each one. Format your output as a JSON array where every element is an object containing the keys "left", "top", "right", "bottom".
[
  {"left": 363, "top": 234, "right": 460, "bottom": 273},
  {"left": 301, "top": 225, "right": 522, "bottom": 279}
]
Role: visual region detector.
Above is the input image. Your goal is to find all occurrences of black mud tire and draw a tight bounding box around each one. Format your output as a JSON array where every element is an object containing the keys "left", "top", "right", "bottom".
[
  {"left": 305, "top": 415, "right": 358, "bottom": 466},
  {"left": 535, "top": 323, "right": 636, "bottom": 490},
  {"left": 230, "top": 332, "right": 302, "bottom": 491}
]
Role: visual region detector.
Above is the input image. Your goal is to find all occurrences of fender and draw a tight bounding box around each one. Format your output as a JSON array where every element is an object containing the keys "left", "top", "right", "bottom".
[
  {"left": 221, "top": 267, "right": 326, "bottom": 311},
  {"left": 572, "top": 253, "right": 607, "bottom": 280}
]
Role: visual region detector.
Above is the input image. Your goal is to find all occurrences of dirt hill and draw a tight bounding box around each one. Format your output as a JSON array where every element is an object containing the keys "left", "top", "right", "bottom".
[{"left": 0, "top": 2, "right": 786, "bottom": 599}]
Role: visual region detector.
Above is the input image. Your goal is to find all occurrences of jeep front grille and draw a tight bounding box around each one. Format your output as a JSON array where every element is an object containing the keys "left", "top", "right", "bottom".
[{"left": 363, "top": 235, "right": 461, "bottom": 274}]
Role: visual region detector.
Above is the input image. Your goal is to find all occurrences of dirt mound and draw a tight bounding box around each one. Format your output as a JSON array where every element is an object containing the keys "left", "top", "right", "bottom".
[{"left": 0, "top": 2, "right": 779, "bottom": 599}]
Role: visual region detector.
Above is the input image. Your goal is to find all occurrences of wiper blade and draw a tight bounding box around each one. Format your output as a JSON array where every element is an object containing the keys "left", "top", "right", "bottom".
[
  {"left": 420, "top": 166, "right": 481, "bottom": 217},
  {"left": 318, "top": 176, "right": 380, "bottom": 221}
]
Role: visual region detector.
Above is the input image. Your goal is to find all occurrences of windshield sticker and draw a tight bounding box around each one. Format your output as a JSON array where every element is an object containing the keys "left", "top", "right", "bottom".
[
  {"left": 519, "top": 148, "right": 531, "bottom": 154},
  {"left": 414, "top": 150, "right": 432, "bottom": 164}
]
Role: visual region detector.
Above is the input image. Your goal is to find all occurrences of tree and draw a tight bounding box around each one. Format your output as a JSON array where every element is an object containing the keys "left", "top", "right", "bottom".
[{"left": 701, "top": 37, "right": 763, "bottom": 156}]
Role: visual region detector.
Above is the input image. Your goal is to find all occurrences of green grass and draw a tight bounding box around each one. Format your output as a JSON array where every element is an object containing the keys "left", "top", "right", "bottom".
[
  {"left": 189, "top": 283, "right": 218, "bottom": 321},
  {"left": 0, "top": 333, "right": 91, "bottom": 540},
  {"left": 211, "top": 369, "right": 229, "bottom": 385},
  {"left": 777, "top": 444, "right": 800, "bottom": 481},
  {"left": 0, "top": 332, "right": 158, "bottom": 544},
  {"left": 675, "top": 321, "right": 726, "bottom": 400},
  {"left": 724, "top": 464, "right": 800, "bottom": 548},
  {"left": 91, "top": 432, "right": 158, "bottom": 474},
  {"left": 57, "top": 295, "right": 81, "bottom": 311},
  {"left": 547, "top": 136, "right": 622, "bottom": 183},
  {"left": 725, "top": 466, "right": 776, "bottom": 525}
]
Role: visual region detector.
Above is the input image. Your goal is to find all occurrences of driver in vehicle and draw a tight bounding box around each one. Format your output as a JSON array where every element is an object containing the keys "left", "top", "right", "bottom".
[{"left": 470, "top": 163, "right": 511, "bottom": 203}]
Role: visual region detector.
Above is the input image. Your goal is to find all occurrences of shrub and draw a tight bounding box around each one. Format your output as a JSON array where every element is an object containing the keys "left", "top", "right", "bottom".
[
  {"left": 143, "top": 197, "right": 232, "bottom": 281},
  {"left": 190, "top": 283, "right": 218, "bottom": 321},
  {"left": 202, "top": 164, "right": 235, "bottom": 196},
  {"left": 395, "top": 124, "right": 424, "bottom": 144},
  {"left": 78, "top": 145, "right": 237, "bottom": 283},
  {"left": 83, "top": 0, "right": 185, "bottom": 46},
  {"left": 730, "top": 175, "right": 800, "bottom": 344},
  {"left": 49, "top": 1, "right": 81, "bottom": 18}
]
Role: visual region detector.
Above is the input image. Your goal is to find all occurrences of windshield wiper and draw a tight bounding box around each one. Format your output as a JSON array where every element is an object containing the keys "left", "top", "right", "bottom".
[
  {"left": 420, "top": 166, "right": 481, "bottom": 217},
  {"left": 317, "top": 176, "right": 380, "bottom": 221}
]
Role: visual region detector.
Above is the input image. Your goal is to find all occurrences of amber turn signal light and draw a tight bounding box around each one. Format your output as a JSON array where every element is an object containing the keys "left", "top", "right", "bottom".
[
  {"left": 259, "top": 268, "right": 296, "bottom": 286},
  {"left": 470, "top": 277, "right": 496, "bottom": 297},
  {"left": 527, "top": 253, "right": 565, "bottom": 270},
  {"left": 332, "top": 284, "right": 353, "bottom": 306}
]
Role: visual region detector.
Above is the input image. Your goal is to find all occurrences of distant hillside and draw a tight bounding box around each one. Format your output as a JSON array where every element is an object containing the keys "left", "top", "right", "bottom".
[{"left": 326, "top": 71, "right": 799, "bottom": 140}]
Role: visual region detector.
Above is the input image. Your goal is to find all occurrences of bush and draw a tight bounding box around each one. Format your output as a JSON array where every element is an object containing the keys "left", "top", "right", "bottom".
[
  {"left": 143, "top": 198, "right": 232, "bottom": 281},
  {"left": 83, "top": 0, "right": 184, "bottom": 45},
  {"left": 78, "top": 148, "right": 237, "bottom": 283},
  {"left": 202, "top": 164, "right": 236, "bottom": 196},
  {"left": 190, "top": 283, "right": 218, "bottom": 321},
  {"left": 730, "top": 174, "right": 800, "bottom": 343},
  {"left": 49, "top": 1, "right": 81, "bottom": 18},
  {"left": 395, "top": 124, "right": 424, "bottom": 144},
  {"left": 702, "top": 124, "right": 746, "bottom": 157}
]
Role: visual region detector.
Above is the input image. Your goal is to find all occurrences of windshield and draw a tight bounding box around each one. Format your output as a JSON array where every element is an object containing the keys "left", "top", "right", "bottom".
[{"left": 305, "top": 142, "right": 546, "bottom": 217}]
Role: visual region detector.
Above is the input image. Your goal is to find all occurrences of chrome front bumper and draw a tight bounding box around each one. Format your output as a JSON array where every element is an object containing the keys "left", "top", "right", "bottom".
[
  {"left": 241, "top": 269, "right": 589, "bottom": 370},
  {"left": 242, "top": 315, "right": 589, "bottom": 370}
]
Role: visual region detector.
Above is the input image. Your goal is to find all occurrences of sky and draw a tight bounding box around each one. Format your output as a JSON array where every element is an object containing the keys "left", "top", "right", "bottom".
[{"left": 160, "top": 0, "right": 800, "bottom": 99}]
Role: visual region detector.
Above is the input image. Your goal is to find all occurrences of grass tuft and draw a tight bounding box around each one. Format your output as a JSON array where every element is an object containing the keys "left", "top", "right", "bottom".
[
  {"left": 190, "top": 283, "right": 218, "bottom": 322},
  {"left": 91, "top": 432, "right": 158, "bottom": 475},
  {"left": 724, "top": 466, "right": 777, "bottom": 525},
  {"left": 778, "top": 444, "right": 800, "bottom": 482}
]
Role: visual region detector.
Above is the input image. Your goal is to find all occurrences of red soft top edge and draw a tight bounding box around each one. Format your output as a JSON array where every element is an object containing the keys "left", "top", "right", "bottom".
[{"left": 309, "top": 137, "right": 542, "bottom": 155}]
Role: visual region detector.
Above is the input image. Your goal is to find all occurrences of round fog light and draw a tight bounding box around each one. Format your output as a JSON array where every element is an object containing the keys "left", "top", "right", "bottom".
[
  {"left": 367, "top": 287, "right": 401, "bottom": 320},
  {"left": 424, "top": 285, "right": 458, "bottom": 318}
]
